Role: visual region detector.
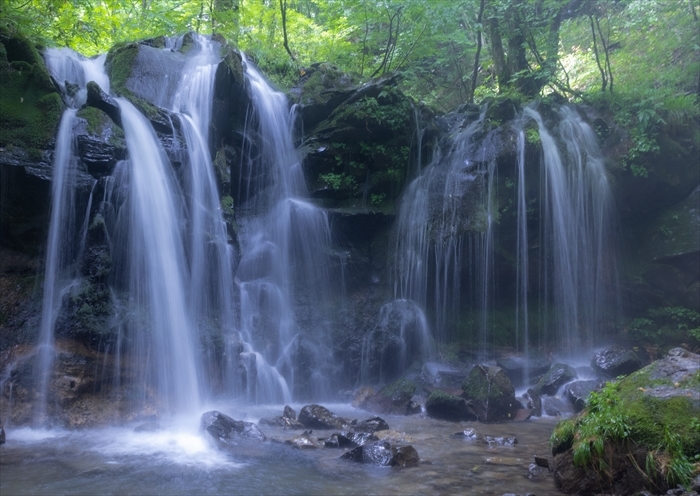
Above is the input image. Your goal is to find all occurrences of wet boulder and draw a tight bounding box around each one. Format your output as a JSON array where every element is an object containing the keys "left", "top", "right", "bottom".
[
  {"left": 285, "top": 430, "right": 323, "bottom": 449},
  {"left": 461, "top": 365, "right": 519, "bottom": 422},
  {"left": 534, "top": 363, "right": 578, "bottom": 396},
  {"left": 522, "top": 388, "right": 542, "bottom": 417},
  {"left": 590, "top": 348, "right": 644, "bottom": 378},
  {"left": 259, "top": 404, "right": 304, "bottom": 428},
  {"left": 201, "top": 410, "right": 267, "bottom": 447},
  {"left": 343, "top": 416, "right": 390, "bottom": 446},
  {"left": 357, "top": 379, "right": 421, "bottom": 416},
  {"left": 324, "top": 433, "right": 355, "bottom": 449},
  {"left": 340, "top": 440, "right": 419, "bottom": 467},
  {"left": 298, "top": 404, "right": 349, "bottom": 430},
  {"left": 565, "top": 380, "right": 603, "bottom": 412},
  {"left": 425, "top": 390, "right": 477, "bottom": 422}
]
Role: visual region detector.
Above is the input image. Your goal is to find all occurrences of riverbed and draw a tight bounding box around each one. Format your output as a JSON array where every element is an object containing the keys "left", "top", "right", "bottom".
[{"left": 0, "top": 402, "right": 561, "bottom": 495}]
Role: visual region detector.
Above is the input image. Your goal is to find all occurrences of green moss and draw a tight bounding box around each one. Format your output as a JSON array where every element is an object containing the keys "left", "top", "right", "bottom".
[
  {"left": 462, "top": 365, "right": 512, "bottom": 401},
  {"left": 0, "top": 59, "right": 63, "bottom": 149},
  {"left": 105, "top": 42, "right": 138, "bottom": 96},
  {"left": 70, "top": 281, "right": 113, "bottom": 341},
  {"left": 381, "top": 379, "right": 416, "bottom": 399},
  {"left": 76, "top": 106, "right": 125, "bottom": 149},
  {"left": 551, "top": 366, "right": 700, "bottom": 488}
]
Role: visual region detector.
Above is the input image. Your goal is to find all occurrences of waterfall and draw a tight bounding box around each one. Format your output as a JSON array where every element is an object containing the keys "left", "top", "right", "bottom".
[
  {"left": 169, "top": 35, "right": 238, "bottom": 395},
  {"left": 235, "top": 55, "right": 333, "bottom": 401},
  {"left": 393, "top": 108, "right": 487, "bottom": 346},
  {"left": 523, "top": 106, "right": 618, "bottom": 355},
  {"left": 113, "top": 98, "right": 201, "bottom": 413},
  {"left": 392, "top": 103, "right": 618, "bottom": 362},
  {"left": 35, "top": 50, "right": 109, "bottom": 423}
]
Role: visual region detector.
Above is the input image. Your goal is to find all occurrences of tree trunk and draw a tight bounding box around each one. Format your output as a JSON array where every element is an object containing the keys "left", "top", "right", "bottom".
[{"left": 279, "top": 0, "right": 296, "bottom": 61}]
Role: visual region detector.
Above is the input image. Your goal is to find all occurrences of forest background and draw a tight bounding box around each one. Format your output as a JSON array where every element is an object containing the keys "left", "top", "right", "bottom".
[{"left": 1, "top": 0, "right": 698, "bottom": 117}]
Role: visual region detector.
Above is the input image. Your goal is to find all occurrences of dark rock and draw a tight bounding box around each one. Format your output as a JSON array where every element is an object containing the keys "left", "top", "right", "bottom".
[
  {"left": 74, "top": 107, "right": 126, "bottom": 177},
  {"left": 298, "top": 404, "right": 349, "bottom": 430},
  {"left": 534, "top": 455, "right": 550, "bottom": 469},
  {"left": 340, "top": 440, "right": 419, "bottom": 467},
  {"left": 482, "top": 436, "right": 518, "bottom": 447},
  {"left": 535, "top": 363, "right": 578, "bottom": 396},
  {"left": 200, "top": 410, "right": 267, "bottom": 447},
  {"left": 590, "top": 348, "right": 643, "bottom": 378},
  {"left": 425, "top": 390, "right": 477, "bottom": 422},
  {"left": 522, "top": 388, "right": 542, "bottom": 417},
  {"left": 285, "top": 430, "right": 323, "bottom": 449},
  {"left": 324, "top": 433, "right": 354, "bottom": 449},
  {"left": 0, "top": 425, "right": 5, "bottom": 444},
  {"left": 283, "top": 405, "right": 296, "bottom": 420},
  {"left": 86, "top": 81, "right": 121, "bottom": 127},
  {"left": 259, "top": 405, "right": 304, "bottom": 428},
  {"left": 496, "top": 354, "right": 552, "bottom": 386},
  {"left": 461, "top": 365, "right": 519, "bottom": 422},
  {"left": 566, "top": 380, "right": 603, "bottom": 411},
  {"left": 343, "top": 416, "right": 390, "bottom": 445}
]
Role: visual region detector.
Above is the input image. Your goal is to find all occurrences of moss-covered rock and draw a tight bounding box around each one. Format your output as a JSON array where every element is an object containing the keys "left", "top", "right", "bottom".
[
  {"left": 0, "top": 33, "right": 63, "bottom": 151},
  {"left": 461, "top": 364, "right": 518, "bottom": 422},
  {"left": 551, "top": 348, "right": 700, "bottom": 494},
  {"left": 301, "top": 75, "right": 418, "bottom": 212}
]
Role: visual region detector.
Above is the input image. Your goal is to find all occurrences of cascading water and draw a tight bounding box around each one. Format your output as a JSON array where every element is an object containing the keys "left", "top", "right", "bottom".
[
  {"left": 169, "top": 35, "right": 239, "bottom": 396},
  {"left": 235, "top": 55, "right": 334, "bottom": 401},
  {"left": 392, "top": 103, "right": 618, "bottom": 363},
  {"left": 393, "top": 108, "right": 488, "bottom": 348},
  {"left": 112, "top": 98, "right": 201, "bottom": 413},
  {"left": 35, "top": 50, "right": 110, "bottom": 422},
  {"left": 523, "top": 105, "right": 619, "bottom": 355}
]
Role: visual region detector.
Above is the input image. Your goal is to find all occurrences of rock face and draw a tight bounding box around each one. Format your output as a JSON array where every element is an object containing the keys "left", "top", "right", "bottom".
[
  {"left": 534, "top": 363, "right": 578, "bottom": 395},
  {"left": 461, "top": 365, "right": 518, "bottom": 422},
  {"left": 590, "top": 348, "right": 644, "bottom": 378},
  {"left": 201, "top": 410, "right": 267, "bottom": 446},
  {"left": 552, "top": 348, "right": 700, "bottom": 495},
  {"left": 340, "top": 440, "right": 419, "bottom": 467},
  {"left": 425, "top": 390, "right": 477, "bottom": 422}
]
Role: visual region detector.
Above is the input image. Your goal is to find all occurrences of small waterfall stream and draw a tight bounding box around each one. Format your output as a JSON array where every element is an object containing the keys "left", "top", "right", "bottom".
[
  {"left": 392, "top": 103, "right": 619, "bottom": 366},
  {"left": 235, "top": 55, "right": 334, "bottom": 401},
  {"left": 36, "top": 50, "right": 110, "bottom": 422}
]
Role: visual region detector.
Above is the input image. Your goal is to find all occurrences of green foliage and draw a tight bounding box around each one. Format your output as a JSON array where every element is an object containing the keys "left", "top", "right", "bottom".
[
  {"left": 570, "top": 382, "right": 631, "bottom": 467},
  {"left": 319, "top": 172, "right": 357, "bottom": 192},
  {"left": 629, "top": 306, "right": 700, "bottom": 347},
  {"left": 646, "top": 427, "right": 697, "bottom": 488}
]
